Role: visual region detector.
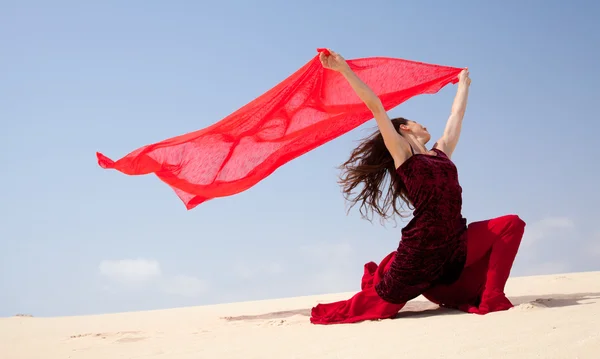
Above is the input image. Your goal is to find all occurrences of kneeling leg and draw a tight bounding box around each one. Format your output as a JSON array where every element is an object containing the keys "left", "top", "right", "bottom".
[{"left": 425, "top": 214, "right": 526, "bottom": 314}]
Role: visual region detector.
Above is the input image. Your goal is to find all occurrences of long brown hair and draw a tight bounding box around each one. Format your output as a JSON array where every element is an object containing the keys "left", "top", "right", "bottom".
[{"left": 338, "top": 117, "right": 413, "bottom": 223}]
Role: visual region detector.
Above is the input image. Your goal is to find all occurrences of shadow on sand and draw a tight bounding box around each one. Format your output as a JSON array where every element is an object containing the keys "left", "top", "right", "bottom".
[{"left": 221, "top": 291, "right": 600, "bottom": 322}]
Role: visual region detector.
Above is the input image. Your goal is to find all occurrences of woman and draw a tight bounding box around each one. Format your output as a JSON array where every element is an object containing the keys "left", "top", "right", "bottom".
[{"left": 310, "top": 50, "right": 526, "bottom": 325}]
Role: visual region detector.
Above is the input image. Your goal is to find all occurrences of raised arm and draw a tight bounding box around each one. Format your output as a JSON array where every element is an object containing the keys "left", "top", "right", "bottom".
[
  {"left": 435, "top": 69, "right": 471, "bottom": 158},
  {"left": 319, "top": 50, "right": 410, "bottom": 167}
]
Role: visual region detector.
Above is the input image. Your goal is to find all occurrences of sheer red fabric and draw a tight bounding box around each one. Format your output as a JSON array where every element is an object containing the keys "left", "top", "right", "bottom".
[{"left": 96, "top": 49, "right": 462, "bottom": 209}]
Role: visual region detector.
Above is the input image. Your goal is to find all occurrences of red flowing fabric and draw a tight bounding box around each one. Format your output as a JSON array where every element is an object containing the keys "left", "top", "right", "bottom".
[
  {"left": 96, "top": 49, "right": 462, "bottom": 209},
  {"left": 310, "top": 251, "right": 405, "bottom": 325},
  {"left": 310, "top": 215, "right": 526, "bottom": 324}
]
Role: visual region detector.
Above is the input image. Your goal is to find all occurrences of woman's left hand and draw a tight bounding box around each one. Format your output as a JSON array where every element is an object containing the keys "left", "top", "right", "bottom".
[{"left": 319, "top": 49, "right": 351, "bottom": 73}]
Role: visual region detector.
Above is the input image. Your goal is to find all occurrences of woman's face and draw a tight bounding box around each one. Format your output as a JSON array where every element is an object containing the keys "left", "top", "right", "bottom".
[{"left": 402, "top": 120, "right": 431, "bottom": 143}]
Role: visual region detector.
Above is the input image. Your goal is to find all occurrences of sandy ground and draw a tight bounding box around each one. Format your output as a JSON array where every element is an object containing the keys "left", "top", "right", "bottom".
[{"left": 1, "top": 271, "right": 599, "bottom": 359}]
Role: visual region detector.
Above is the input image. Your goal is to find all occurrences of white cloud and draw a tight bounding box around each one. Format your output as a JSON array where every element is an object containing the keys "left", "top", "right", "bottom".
[
  {"left": 160, "top": 275, "right": 208, "bottom": 297},
  {"left": 300, "top": 242, "right": 354, "bottom": 262},
  {"left": 232, "top": 261, "right": 284, "bottom": 279},
  {"left": 98, "top": 259, "right": 161, "bottom": 283},
  {"left": 518, "top": 261, "right": 570, "bottom": 276},
  {"left": 299, "top": 242, "right": 359, "bottom": 293},
  {"left": 98, "top": 259, "right": 207, "bottom": 297},
  {"left": 523, "top": 216, "right": 575, "bottom": 247},
  {"left": 586, "top": 232, "right": 600, "bottom": 258}
]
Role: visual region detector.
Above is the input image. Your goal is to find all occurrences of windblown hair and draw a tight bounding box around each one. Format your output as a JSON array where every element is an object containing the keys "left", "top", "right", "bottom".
[{"left": 339, "top": 117, "right": 413, "bottom": 223}]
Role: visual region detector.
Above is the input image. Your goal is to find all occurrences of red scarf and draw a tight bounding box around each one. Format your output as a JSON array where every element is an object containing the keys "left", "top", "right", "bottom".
[{"left": 97, "top": 50, "right": 462, "bottom": 209}]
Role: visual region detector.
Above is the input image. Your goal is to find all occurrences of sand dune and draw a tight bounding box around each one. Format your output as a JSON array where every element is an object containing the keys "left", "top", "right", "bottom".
[{"left": 1, "top": 271, "right": 599, "bottom": 358}]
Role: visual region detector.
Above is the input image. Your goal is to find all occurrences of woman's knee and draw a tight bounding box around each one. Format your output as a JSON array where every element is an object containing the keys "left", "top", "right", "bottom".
[
  {"left": 496, "top": 214, "right": 527, "bottom": 232},
  {"left": 495, "top": 214, "right": 526, "bottom": 245},
  {"left": 503, "top": 214, "right": 526, "bottom": 230}
]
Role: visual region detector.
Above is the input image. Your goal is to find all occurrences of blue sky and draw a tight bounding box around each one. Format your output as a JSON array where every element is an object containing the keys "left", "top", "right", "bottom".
[{"left": 1, "top": 0, "right": 599, "bottom": 317}]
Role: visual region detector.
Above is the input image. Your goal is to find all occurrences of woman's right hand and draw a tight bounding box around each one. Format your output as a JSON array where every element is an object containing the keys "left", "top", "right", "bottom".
[{"left": 319, "top": 49, "right": 351, "bottom": 73}]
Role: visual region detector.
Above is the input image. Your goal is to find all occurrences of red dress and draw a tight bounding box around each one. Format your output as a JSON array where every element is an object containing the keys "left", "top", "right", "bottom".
[
  {"left": 375, "top": 147, "right": 468, "bottom": 303},
  {"left": 310, "top": 145, "right": 525, "bottom": 324},
  {"left": 310, "top": 147, "right": 526, "bottom": 324},
  {"left": 311, "top": 148, "right": 469, "bottom": 324}
]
